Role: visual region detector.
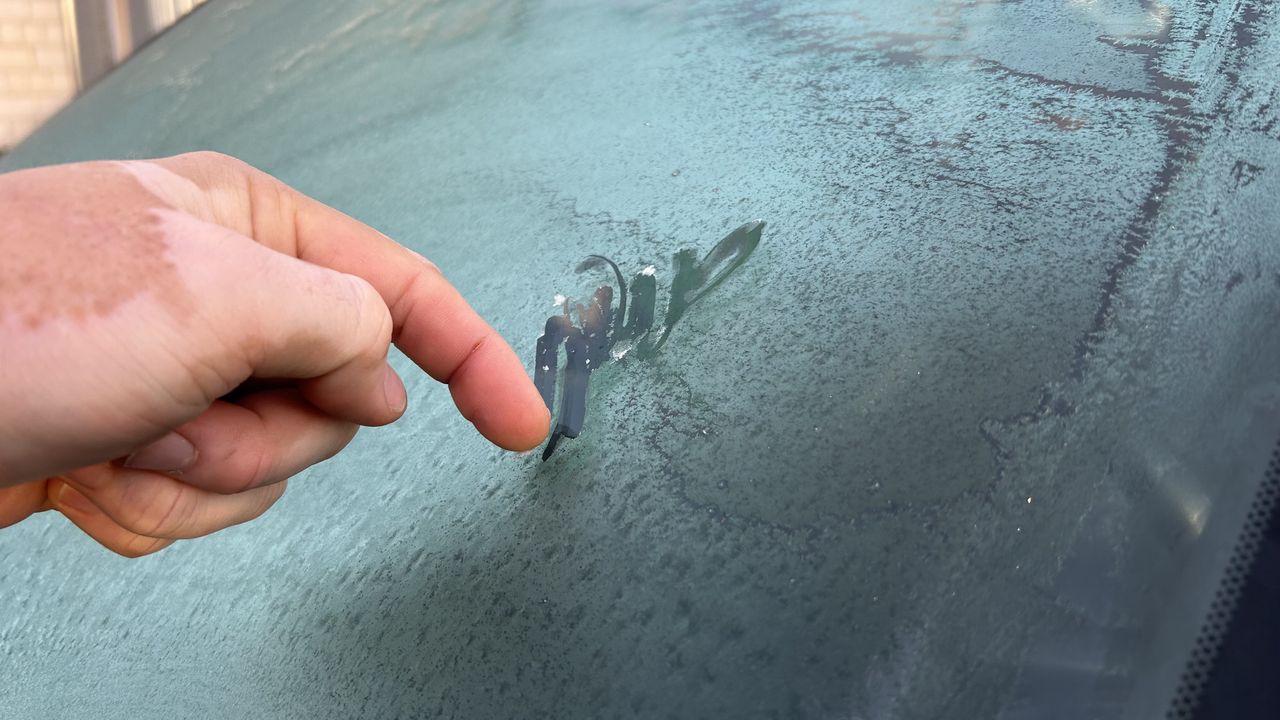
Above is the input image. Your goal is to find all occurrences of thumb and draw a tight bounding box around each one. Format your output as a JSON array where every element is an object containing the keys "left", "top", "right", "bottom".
[{"left": 185, "top": 212, "right": 406, "bottom": 427}]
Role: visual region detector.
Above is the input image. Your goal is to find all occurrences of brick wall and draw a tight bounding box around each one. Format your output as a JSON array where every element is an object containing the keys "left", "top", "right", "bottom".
[{"left": 0, "top": 0, "right": 76, "bottom": 150}]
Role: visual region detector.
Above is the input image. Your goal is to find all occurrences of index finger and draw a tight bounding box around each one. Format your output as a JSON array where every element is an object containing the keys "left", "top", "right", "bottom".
[{"left": 154, "top": 152, "right": 549, "bottom": 451}]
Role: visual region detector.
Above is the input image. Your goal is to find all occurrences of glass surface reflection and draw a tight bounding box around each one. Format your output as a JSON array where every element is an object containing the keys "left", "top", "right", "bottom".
[{"left": 535, "top": 220, "right": 762, "bottom": 459}]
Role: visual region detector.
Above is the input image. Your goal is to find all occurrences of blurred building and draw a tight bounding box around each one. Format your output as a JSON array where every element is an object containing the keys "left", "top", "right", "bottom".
[{"left": 0, "top": 0, "right": 205, "bottom": 150}]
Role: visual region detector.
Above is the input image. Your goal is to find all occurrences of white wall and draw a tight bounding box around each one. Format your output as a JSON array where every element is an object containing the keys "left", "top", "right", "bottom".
[
  {"left": 0, "top": 0, "right": 76, "bottom": 149},
  {"left": 0, "top": 0, "right": 208, "bottom": 150}
]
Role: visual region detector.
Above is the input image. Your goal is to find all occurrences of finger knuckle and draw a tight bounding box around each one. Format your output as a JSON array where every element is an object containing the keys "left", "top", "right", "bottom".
[
  {"left": 253, "top": 481, "right": 288, "bottom": 519},
  {"left": 224, "top": 441, "right": 276, "bottom": 493},
  {"left": 114, "top": 535, "right": 172, "bottom": 559},
  {"left": 119, "top": 481, "right": 192, "bottom": 538},
  {"left": 177, "top": 149, "right": 239, "bottom": 169},
  {"left": 320, "top": 425, "right": 359, "bottom": 463}
]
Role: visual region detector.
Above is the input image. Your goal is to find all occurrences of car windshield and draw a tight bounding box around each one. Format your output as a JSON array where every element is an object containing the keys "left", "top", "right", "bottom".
[{"left": 3, "top": 1, "right": 1279, "bottom": 718}]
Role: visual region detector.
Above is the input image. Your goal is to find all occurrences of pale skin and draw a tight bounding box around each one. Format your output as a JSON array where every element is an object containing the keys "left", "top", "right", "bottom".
[{"left": 0, "top": 152, "right": 550, "bottom": 557}]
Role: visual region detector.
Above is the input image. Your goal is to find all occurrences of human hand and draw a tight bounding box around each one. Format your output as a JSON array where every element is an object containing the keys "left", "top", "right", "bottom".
[{"left": 0, "top": 152, "right": 549, "bottom": 556}]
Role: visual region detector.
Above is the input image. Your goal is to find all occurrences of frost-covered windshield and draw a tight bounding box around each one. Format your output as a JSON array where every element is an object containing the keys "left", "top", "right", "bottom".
[{"left": 2, "top": 1, "right": 1279, "bottom": 718}]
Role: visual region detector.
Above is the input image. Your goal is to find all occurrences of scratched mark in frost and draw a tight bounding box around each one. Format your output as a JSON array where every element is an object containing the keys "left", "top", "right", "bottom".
[{"left": 533, "top": 221, "right": 764, "bottom": 460}]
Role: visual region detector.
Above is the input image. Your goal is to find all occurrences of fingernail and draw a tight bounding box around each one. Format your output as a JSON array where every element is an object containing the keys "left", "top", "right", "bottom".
[
  {"left": 123, "top": 431, "right": 198, "bottom": 474},
  {"left": 383, "top": 365, "right": 408, "bottom": 415},
  {"left": 56, "top": 482, "right": 97, "bottom": 515}
]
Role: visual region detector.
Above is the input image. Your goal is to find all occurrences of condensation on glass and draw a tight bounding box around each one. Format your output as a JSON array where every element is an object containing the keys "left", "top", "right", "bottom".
[{"left": 1, "top": 1, "right": 1278, "bottom": 719}]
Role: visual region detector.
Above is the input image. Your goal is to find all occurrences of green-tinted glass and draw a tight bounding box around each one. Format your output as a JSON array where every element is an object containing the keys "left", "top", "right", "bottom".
[{"left": 3, "top": 1, "right": 1279, "bottom": 717}]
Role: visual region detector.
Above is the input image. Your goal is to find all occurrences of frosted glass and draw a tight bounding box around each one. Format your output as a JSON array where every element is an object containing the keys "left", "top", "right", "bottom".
[{"left": 2, "top": 1, "right": 1279, "bottom": 717}]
